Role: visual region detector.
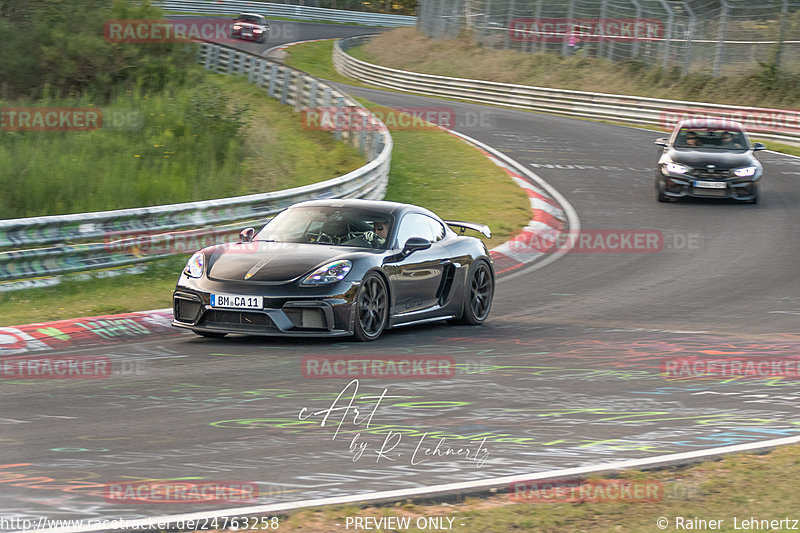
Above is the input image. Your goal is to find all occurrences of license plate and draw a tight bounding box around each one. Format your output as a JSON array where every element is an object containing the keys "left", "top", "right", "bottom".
[
  {"left": 692, "top": 188, "right": 727, "bottom": 197},
  {"left": 694, "top": 180, "right": 727, "bottom": 189},
  {"left": 210, "top": 294, "right": 262, "bottom": 309}
]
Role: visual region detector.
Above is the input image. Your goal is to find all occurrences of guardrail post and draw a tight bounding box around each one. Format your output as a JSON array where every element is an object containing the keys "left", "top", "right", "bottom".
[
  {"left": 334, "top": 96, "right": 344, "bottom": 141},
  {"left": 256, "top": 60, "right": 267, "bottom": 88},
  {"left": 309, "top": 80, "right": 319, "bottom": 108},
  {"left": 323, "top": 87, "right": 331, "bottom": 108},
  {"left": 268, "top": 64, "right": 278, "bottom": 97},
  {"left": 359, "top": 114, "right": 367, "bottom": 155},
  {"left": 204, "top": 45, "right": 218, "bottom": 71},
  {"left": 280, "top": 68, "right": 291, "bottom": 105}
]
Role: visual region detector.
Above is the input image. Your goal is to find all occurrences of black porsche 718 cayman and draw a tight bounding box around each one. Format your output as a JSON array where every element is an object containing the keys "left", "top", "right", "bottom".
[
  {"left": 172, "top": 199, "right": 495, "bottom": 341},
  {"left": 655, "top": 118, "right": 765, "bottom": 204}
]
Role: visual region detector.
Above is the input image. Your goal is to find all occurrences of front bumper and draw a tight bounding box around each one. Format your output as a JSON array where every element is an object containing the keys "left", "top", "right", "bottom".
[
  {"left": 172, "top": 279, "right": 358, "bottom": 337},
  {"left": 657, "top": 171, "right": 759, "bottom": 201}
]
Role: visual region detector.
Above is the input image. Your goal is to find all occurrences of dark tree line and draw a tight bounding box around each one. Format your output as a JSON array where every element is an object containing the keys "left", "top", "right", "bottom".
[{"left": 0, "top": 0, "right": 195, "bottom": 100}]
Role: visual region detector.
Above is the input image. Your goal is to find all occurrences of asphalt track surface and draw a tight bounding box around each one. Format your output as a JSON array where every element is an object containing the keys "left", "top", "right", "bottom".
[{"left": 2, "top": 21, "right": 800, "bottom": 528}]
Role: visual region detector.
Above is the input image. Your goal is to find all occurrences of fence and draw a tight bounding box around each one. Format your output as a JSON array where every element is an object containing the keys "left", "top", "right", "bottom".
[
  {"left": 0, "top": 42, "right": 393, "bottom": 289},
  {"left": 157, "top": 0, "right": 416, "bottom": 26},
  {"left": 417, "top": 0, "right": 800, "bottom": 76},
  {"left": 334, "top": 34, "right": 800, "bottom": 144}
]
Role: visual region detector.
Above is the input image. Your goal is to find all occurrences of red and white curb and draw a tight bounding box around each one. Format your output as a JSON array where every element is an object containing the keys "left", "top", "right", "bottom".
[
  {"left": 0, "top": 309, "right": 175, "bottom": 357},
  {"left": 445, "top": 129, "right": 580, "bottom": 283}
]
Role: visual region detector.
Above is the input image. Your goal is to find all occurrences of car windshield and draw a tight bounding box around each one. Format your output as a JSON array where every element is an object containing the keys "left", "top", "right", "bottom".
[
  {"left": 675, "top": 127, "right": 748, "bottom": 150},
  {"left": 236, "top": 15, "right": 261, "bottom": 24},
  {"left": 255, "top": 206, "right": 393, "bottom": 249}
]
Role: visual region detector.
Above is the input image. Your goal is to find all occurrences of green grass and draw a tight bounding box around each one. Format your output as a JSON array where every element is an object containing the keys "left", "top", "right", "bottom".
[
  {"left": 0, "top": 257, "right": 189, "bottom": 326},
  {"left": 268, "top": 443, "right": 800, "bottom": 532},
  {"left": 0, "top": 44, "right": 530, "bottom": 326},
  {"left": 0, "top": 69, "right": 363, "bottom": 218}
]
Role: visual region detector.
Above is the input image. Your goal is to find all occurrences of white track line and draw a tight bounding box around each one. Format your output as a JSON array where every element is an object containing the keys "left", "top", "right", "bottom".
[{"left": 31, "top": 435, "right": 800, "bottom": 532}]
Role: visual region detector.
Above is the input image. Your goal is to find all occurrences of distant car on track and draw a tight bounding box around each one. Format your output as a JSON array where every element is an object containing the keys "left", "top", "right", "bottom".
[
  {"left": 655, "top": 118, "right": 766, "bottom": 204},
  {"left": 172, "top": 199, "right": 495, "bottom": 341},
  {"left": 230, "top": 13, "right": 269, "bottom": 43}
]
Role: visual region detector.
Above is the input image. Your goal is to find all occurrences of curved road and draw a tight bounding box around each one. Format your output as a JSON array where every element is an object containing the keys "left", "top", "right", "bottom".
[{"left": 1, "top": 21, "right": 800, "bottom": 527}]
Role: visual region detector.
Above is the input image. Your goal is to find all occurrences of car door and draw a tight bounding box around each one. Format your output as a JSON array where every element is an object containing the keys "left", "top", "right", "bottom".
[{"left": 388, "top": 213, "right": 449, "bottom": 315}]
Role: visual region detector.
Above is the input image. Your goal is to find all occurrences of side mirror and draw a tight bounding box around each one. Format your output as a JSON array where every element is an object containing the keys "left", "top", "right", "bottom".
[
  {"left": 655, "top": 138, "right": 668, "bottom": 147},
  {"left": 752, "top": 142, "right": 767, "bottom": 151},
  {"left": 402, "top": 237, "right": 431, "bottom": 256},
  {"left": 240, "top": 227, "right": 255, "bottom": 243}
]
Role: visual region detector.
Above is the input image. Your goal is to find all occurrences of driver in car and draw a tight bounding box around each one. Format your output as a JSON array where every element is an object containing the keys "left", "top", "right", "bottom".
[
  {"left": 364, "top": 220, "right": 389, "bottom": 248},
  {"left": 345, "top": 219, "right": 390, "bottom": 248}
]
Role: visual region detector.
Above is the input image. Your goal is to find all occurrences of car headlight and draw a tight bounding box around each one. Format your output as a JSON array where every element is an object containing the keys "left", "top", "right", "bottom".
[
  {"left": 665, "top": 162, "right": 690, "bottom": 175},
  {"left": 184, "top": 251, "right": 204, "bottom": 278},
  {"left": 253, "top": 28, "right": 263, "bottom": 32},
  {"left": 733, "top": 166, "right": 757, "bottom": 177},
  {"left": 233, "top": 25, "right": 241, "bottom": 30},
  {"left": 302, "top": 260, "right": 352, "bottom": 285}
]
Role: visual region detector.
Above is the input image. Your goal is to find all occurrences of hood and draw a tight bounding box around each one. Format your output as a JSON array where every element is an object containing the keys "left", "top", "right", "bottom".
[
  {"left": 234, "top": 22, "right": 261, "bottom": 28},
  {"left": 207, "top": 242, "right": 353, "bottom": 283},
  {"left": 668, "top": 149, "right": 755, "bottom": 170}
]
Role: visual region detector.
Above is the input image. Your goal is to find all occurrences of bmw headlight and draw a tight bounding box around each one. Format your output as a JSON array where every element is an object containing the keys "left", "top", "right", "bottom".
[
  {"left": 302, "top": 260, "right": 352, "bottom": 285},
  {"left": 665, "top": 162, "right": 690, "bottom": 175},
  {"left": 733, "top": 166, "right": 757, "bottom": 177},
  {"left": 184, "top": 251, "right": 204, "bottom": 278}
]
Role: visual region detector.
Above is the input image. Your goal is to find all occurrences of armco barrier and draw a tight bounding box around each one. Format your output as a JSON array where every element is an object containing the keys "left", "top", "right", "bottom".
[
  {"left": 0, "top": 42, "right": 392, "bottom": 287},
  {"left": 156, "top": 0, "right": 415, "bottom": 27},
  {"left": 333, "top": 35, "right": 800, "bottom": 146}
]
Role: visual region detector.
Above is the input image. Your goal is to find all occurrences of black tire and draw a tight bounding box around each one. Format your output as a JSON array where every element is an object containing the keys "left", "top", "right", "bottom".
[
  {"left": 656, "top": 183, "right": 669, "bottom": 203},
  {"left": 458, "top": 260, "right": 494, "bottom": 325},
  {"left": 192, "top": 330, "right": 227, "bottom": 338},
  {"left": 745, "top": 183, "right": 759, "bottom": 204},
  {"left": 353, "top": 273, "right": 389, "bottom": 342}
]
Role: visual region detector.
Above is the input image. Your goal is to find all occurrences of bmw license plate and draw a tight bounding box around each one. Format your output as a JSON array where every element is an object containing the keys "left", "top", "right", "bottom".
[
  {"left": 210, "top": 294, "right": 262, "bottom": 309},
  {"left": 693, "top": 180, "right": 727, "bottom": 189}
]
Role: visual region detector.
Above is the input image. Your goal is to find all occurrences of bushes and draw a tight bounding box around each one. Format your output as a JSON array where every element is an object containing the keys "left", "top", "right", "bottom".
[{"left": 0, "top": 0, "right": 195, "bottom": 100}]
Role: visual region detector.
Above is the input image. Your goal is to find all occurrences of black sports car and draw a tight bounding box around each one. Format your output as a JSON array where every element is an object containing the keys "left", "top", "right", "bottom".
[
  {"left": 172, "top": 199, "right": 495, "bottom": 341},
  {"left": 655, "top": 118, "right": 766, "bottom": 204}
]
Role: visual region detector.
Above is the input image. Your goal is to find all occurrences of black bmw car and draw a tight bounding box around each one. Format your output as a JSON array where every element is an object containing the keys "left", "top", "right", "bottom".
[
  {"left": 655, "top": 118, "right": 766, "bottom": 204},
  {"left": 172, "top": 199, "right": 495, "bottom": 341}
]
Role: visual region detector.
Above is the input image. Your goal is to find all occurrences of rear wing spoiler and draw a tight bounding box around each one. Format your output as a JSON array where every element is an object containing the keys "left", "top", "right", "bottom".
[{"left": 445, "top": 220, "right": 492, "bottom": 239}]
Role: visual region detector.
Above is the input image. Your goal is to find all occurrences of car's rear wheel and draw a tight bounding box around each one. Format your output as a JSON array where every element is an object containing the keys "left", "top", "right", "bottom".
[
  {"left": 354, "top": 273, "right": 388, "bottom": 342},
  {"left": 458, "top": 260, "right": 494, "bottom": 325},
  {"left": 192, "top": 330, "right": 227, "bottom": 339}
]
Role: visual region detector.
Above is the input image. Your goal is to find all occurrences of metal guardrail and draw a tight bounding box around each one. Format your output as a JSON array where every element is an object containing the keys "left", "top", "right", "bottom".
[
  {"left": 334, "top": 35, "right": 800, "bottom": 146},
  {"left": 157, "top": 0, "right": 416, "bottom": 27},
  {"left": 0, "top": 42, "right": 393, "bottom": 286}
]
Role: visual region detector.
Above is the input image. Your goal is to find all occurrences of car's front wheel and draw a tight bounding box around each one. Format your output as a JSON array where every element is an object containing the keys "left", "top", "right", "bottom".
[
  {"left": 458, "top": 260, "right": 494, "bottom": 325},
  {"left": 354, "top": 273, "right": 389, "bottom": 342}
]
